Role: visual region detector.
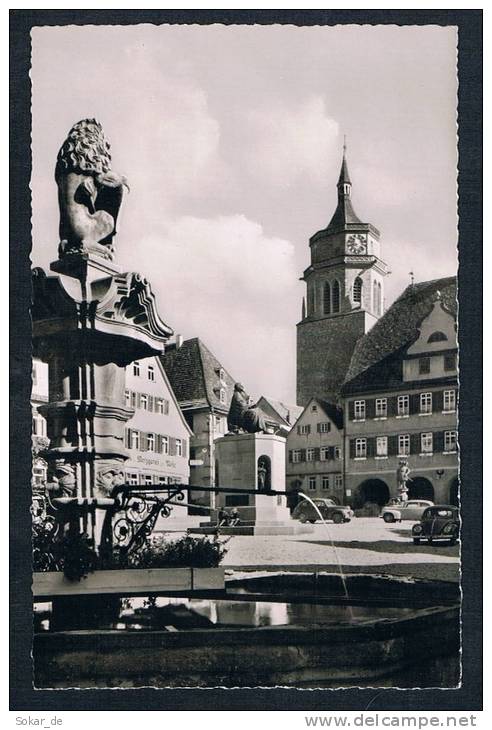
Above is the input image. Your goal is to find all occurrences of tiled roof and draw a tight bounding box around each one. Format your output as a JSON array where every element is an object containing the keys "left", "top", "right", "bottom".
[
  {"left": 160, "top": 338, "right": 236, "bottom": 413},
  {"left": 343, "top": 276, "right": 457, "bottom": 391},
  {"left": 259, "top": 397, "right": 303, "bottom": 426},
  {"left": 317, "top": 399, "right": 344, "bottom": 430}
]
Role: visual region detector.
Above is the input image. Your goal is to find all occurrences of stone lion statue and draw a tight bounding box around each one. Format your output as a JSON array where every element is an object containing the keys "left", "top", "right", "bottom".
[{"left": 55, "top": 118, "right": 129, "bottom": 261}]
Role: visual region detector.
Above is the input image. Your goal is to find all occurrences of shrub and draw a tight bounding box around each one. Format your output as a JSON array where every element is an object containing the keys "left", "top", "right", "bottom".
[{"left": 125, "top": 534, "right": 228, "bottom": 569}]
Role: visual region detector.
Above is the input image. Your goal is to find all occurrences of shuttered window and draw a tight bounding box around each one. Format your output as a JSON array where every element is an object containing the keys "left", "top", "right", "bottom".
[{"left": 355, "top": 438, "right": 367, "bottom": 458}]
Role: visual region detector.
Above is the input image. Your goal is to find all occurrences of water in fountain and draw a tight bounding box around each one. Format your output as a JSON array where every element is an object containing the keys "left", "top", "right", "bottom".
[{"left": 298, "top": 492, "right": 354, "bottom": 619}]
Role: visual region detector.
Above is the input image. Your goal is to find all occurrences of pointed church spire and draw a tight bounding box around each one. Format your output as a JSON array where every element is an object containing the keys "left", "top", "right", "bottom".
[
  {"left": 337, "top": 136, "right": 352, "bottom": 190},
  {"left": 326, "top": 140, "right": 362, "bottom": 230}
]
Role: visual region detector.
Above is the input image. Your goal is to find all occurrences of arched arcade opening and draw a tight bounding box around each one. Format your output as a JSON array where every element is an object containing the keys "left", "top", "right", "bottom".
[
  {"left": 408, "top": 476, "right": 435, "bottom": 501},
  {"left": 353, "top": 479, "right": 390, "bottom": 511}
]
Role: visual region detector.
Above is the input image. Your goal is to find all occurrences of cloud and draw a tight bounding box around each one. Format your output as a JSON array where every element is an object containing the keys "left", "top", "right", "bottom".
[
  {"left": 244, "top": 96, "right": 339, "bottom": 184},
  {"left": 121, "top": 214, "right": 300, "bottom": 401}
]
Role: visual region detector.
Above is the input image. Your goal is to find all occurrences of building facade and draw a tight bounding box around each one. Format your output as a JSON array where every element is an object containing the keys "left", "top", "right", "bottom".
[
  {"left": 296, "top": 147, "right": 389, "bottom": 405},
  {"left": 124, "top": 357, "right": 192, "bottom": 486},
  {"left": 31, "top": 359, "right": 49, "bottom": 487},
  {"left": 256, "top": 396, "right": 303, "bottom": 434},
  {"left": 342, "top": 278, "right": 458, "bottom": 509},
  {"left": 161, "top": 338, "right": 236, "bottom": 507},
  {"left": 31, "top": 356, "right": 191, "bottom": 488},
  {"left": 286, "top": 398, "right": 344, "bottom": 509}
]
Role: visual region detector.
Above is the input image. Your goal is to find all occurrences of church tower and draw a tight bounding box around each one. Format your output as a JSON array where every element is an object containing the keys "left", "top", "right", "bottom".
[{"left": 296, "top": 145, "right": 389, "bottom": 406}]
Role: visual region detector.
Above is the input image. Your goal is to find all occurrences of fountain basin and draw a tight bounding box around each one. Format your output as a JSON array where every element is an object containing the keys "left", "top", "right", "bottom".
[{"left": 33, "top": 572, "right": 460, "bottom": 689}]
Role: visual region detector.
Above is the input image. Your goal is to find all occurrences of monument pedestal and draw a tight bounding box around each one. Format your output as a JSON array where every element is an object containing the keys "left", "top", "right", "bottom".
[{"left": 189, "top": 432, "right": 313, "bottom": 536}]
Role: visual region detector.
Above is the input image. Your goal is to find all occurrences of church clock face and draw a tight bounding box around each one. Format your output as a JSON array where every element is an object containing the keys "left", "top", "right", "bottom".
[{"left": 346, "top": 233, "right": 367, "bottom": 255}]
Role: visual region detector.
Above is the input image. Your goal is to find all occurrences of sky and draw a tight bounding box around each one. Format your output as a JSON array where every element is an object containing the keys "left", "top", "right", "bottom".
[{"left": 30, "top": 24, "right": 458, "bottom": 404}]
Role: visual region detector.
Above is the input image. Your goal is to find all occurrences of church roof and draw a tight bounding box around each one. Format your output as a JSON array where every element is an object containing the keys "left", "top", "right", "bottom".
[
  {"left": 326, "top": 151, "right": 364, "bottom": 232},
  {"left": 160, "top": 337, "right": 236, "bottom": 413},
  {"left": 342, "top": 276, "right": 457, "bottom": 392}
]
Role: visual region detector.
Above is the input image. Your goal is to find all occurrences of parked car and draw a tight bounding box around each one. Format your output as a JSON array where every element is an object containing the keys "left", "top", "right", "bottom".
[
  {"left": 412, "top": 505, "right": 460, "bottom": 545},
  {"left": 380, "top": 499, "right": 434, "bottom": 523},
  {"left": 292, "top": 498, "right": 353, "bottom": 524}
]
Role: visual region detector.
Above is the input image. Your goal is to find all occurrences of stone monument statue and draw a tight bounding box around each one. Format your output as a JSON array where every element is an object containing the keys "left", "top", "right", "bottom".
[
  {"left": 227, "top": 383, "right": 267, "bottom": 434},
  {"left": 55, "top": 118, "right": 129, "bottom": 261},
  {"left": 397, "top": 459, "right": 411, "bottom": 503},
  {"left": 32, "top": 119, "right": 172, "bottom": 552}
]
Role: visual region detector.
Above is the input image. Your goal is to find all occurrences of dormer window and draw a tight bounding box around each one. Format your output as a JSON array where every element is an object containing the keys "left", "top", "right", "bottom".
[
  {"left": 428, "top": 331, "right": 448, "bottom": 343},
  {"left": 147, "top": 364, "right": 155, "bottom": 381},
  {"left": 133, "top": 361, "right": 140, "bottom": 377},
  {"left": 219, "top": 388, "right": 226, "bottom": 404},
  {"left": 419, "top": 357, "right": 431, "bottom": 375},
  {"left": 444, "top": 354, "right": 457, "bottom": 371}
]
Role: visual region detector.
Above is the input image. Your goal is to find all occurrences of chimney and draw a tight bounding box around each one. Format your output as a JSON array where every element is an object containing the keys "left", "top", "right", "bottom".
[{"left": 176, "top": 334, "right": 183, "bottom": 348}]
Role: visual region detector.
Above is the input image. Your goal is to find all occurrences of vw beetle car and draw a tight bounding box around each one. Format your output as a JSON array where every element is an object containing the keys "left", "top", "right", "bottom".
[
  {"left": 380, "top": 499, "right": 434, "bottom": 523},
  {"left": 292, "top": 498, "right": 353, "bottom": 524},
  {"left": 412, "top": 505, "right": 460, "bottom": 545}
]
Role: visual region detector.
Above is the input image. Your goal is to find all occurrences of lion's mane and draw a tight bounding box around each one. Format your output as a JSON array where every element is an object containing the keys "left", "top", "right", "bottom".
[{"left": 55, "top": 118, "right": 112, "bottom": 180}]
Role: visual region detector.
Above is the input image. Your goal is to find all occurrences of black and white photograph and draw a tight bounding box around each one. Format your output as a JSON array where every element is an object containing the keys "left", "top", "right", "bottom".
[{"left": 10, "top": 8, "right": 483, "bottom": 711}]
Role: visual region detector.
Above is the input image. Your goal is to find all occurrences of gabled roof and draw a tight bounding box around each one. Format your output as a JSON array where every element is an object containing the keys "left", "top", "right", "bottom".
[
  {"left": 342, "top": 276, "right": 457, "bottom": 392},
  {"left": 160, "top": 338, "right": 236, "bottom": 413},
  {"left": 154, "top": 358, "right": 194, "bottom": 437},
  {"left": 257, "top": 396, "right": 303, "bottom": 426},
  {"left": 291, "top": 397, "right": 344, "bottom": 432}
]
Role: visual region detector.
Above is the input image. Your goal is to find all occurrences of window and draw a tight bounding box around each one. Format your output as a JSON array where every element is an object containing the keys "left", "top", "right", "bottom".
[
  {"left": 355, "top": 438, "right": 367, "bottom": 458},
  {"left": 147, "top": 364, "right": 155, "bottom": 381},
  {"left": 334, "top": 475, "right": 343, "bottom": 489},
  {"left": 32, "top": 364, "right": 37, "bottom": 386},
  {"left": 419, "top": 357, "right": 431, "bottom": 375},
  {"left": 219, "top": 389, "right": 226, "bottom": 404},
  {"left": 133, "top": 362, "right": 140, "bottom": 377},
  {"left": 377, "top": 282, "right": 382, "bottom": 316},
  {"left": 155, "top": 398, "right": 164, "bottom": 414},
  {"left": 334, "top": 446, "right": 341, "bottom": 460},
  {"left": 319, "top": 422, "right": 331, "bottom": 433},
  {"left": 376, "top": 436, "right": 388, "bottom": 457},
  {"left": 421, "top": 432, "right": 433, "bottom": 454},
  {"left": 375, "top": 398, "right": 387, "bottom": 418},
  {"left": 176, "top": 439, "right": 183, "bottom": 457},
  {"left": 298, "top": 424, "right": 311, "bottom": 435},
  {"left": 219, "top": 368, "right": 225, "bottom": 382},
  {"left": 443, "top": 390, "right": 456, "bottom": 412},
  {"left": 127, "top": 472, "right": 138, "bottom": 486},
  {"left": 420, "top": 392, "right": 433, "bottom": 414},
  {"left": 353, "top": 277, "right": 363, "bottom": 304},
  {"left": 398, "top": 395, "right": 409, "bottom": 417},
  {"left": 373, "top": 280, "right": 378, "bottom": 314},
  {"left": 292, "top": 449, "right": 301, "bottom": 463},
  {"left": 444, "top": 353, "right": 457, "bottom": 371},
  {"left": 131, "top": 391, "right": 137, "bottom": 408},
  {"left": 311, "top": 404, "right": 318, "bottom": 413},
  {"left": 322, "top": 476, "right": 330, "bottom": 490},
  {"left": 332, "top": 280, "right": 341, "bottom": 313},
  {"left": 308, "top": 476, "right": 317, "bottom": 491},
  {"left": 398, "top": 434, "right": 410, "bottom": 456},
  {"left": 428, "top": 331, "right": 448, "bottom": 343},
  {"left": 125, "top": 389, "right": 131, "bottom": 406},
  {"left": 146, "top": 433, "right": 155, "bottom": 452},
  {"left": 142, "top": 474, "right": 154, "bottom": 486},
  {"left": 162, "top": 436, "right": 169, "bottom": 455},
  {"left": 354, "top": 400, "right": 366, "bottom": 420},
  {"left": 323, "top": 282, "right": 331, "bottom": 315},
  {"left": 130, "top": 430, "right": 140, "bottom": 450},
  {"left": 140, "top": 393, "right": 148, "bottom": 411},
  {"left": 306, "top": 448, "right": 316, "bottom": 462},
  {"left": 158, "top": 476, "right": 168, "bottom": 485},
  {"left": 320, "top": 447, "right": 330, "bottom": 461},
  {"left": 444, "top": 431, "right": 457, "bottom": 452}
]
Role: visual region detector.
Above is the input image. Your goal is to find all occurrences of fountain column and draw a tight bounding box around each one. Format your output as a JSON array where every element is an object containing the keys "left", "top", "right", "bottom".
[{"left": 32, "top": 119, "right": 173, "bottom": 550}]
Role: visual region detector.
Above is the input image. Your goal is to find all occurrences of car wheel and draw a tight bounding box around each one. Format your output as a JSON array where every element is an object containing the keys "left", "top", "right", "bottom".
[
  {"left": 298, "top": 513, "right": 307, "bottom": 523},
  {"left": 332, "top": 513, "right": 344, "bottom": 524},
  {"left": 428, "top": 537, "right": 433, "bottom": 545},
  {"left": 449, "top": 537, "right": 457, "bottom": 546},
  {"left": 383, "top": 513, "right": 395, "bottom": 523},
  {"left": 413, "top": 538, "right": 420, "bottom": 545},
  {"left": 309, "top": 519, "right": 316, "bottom": 524}
]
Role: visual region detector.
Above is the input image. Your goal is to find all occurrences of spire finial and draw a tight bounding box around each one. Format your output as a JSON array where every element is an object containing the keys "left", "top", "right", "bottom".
[
  {"left": 409, "top": 271, "right": 415, "bottom": 286},
  {"left": 343, "top": 135, "right": 347, "bottom": 158}
]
